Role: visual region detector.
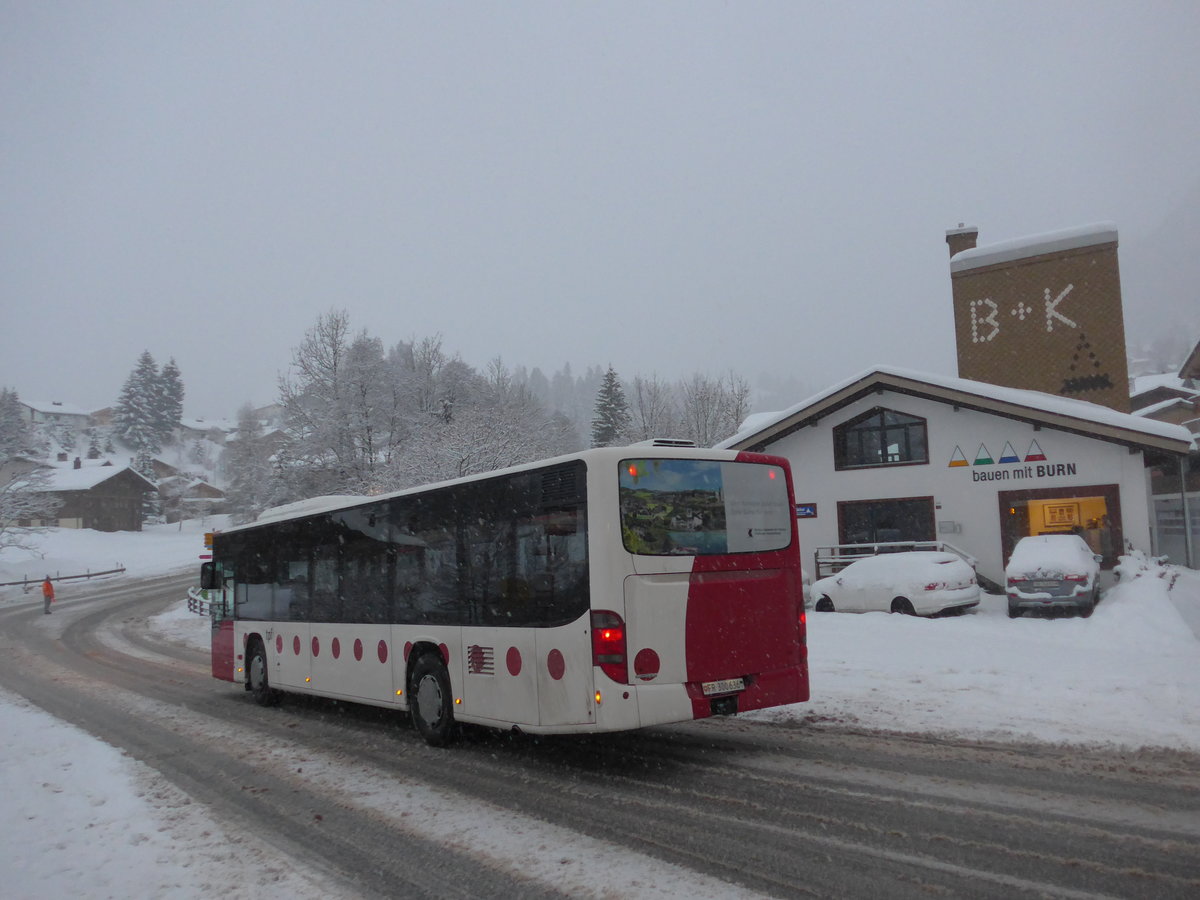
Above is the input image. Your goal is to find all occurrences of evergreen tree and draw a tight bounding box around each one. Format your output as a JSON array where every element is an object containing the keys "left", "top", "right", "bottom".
[
  {"left": 157, "top": 358, "right": 185, "bottom": 441},
  {"left": 225, "top": 403, "right": 273, "bottom": 522},
  {"left": 113, "top": 351, "right": 162, "bottom": 452},
  {"left": 0, "top": 387, "right": 30, "bottom": 459},
  {"left": 590, "top": 366, "right": 631, "bottom": 447}
]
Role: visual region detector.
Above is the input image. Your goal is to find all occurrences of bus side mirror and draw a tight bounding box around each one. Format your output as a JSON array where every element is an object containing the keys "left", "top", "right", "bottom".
[{"left": 200, "top": 561, "right": 219, "bottom": 590}]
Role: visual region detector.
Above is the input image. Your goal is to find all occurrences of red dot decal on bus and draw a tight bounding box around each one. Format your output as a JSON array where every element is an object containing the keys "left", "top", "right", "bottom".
[
  {"left": 378, "top": 640, "right": 388, "bottom": 664},
  {"left": 276, "top": 635, "right": 283, "bottom": 654},
  {"left": 506, "top": 646, "right": 522, "bottom": 677},
  {"left": 439, "top": 643, "right": 450, "bottom": 665},
  {"left": 547, "top": 649, "right": 565, "bottom": 680},
  {"left": 353, "top": 638, "right": 363, "bottom": 661},
  {"left": 293, "top": 635, "right": 301, "bottom": 656},
  {"left": 331, "top": 637, "right": 341, "bottom": 659},
  {"left": 634, "top": 648, "right": 660, "bottom": 682},
  {"left": 311, "top": 637, "right": 320, "bottom": 658},
  {"left": 403, "top": 641, "right": 413, "bottom": 661}
]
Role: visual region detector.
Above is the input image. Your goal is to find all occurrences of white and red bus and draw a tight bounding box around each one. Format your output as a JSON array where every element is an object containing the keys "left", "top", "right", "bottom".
[{"left": 200, "top": 442, "right": 809, "bottom": 745}]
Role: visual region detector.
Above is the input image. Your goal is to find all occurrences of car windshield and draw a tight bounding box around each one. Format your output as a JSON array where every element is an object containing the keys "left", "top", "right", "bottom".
[{"left": 618, "top": 458, "right": 791, "bottom": 556}]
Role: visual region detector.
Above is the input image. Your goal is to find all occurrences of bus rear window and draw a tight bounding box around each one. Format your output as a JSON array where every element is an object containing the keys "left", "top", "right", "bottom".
[{"left": 619, "top": 458, "right": 792, "bottom": 556}]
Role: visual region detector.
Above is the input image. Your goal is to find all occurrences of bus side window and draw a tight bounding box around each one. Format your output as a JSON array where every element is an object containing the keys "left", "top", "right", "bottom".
[
  {"left": 310, "top": 554, "right": 340, "bottom": 623},
  {"left": 280, "top": 559, "right": 310, "bottom": 621}
]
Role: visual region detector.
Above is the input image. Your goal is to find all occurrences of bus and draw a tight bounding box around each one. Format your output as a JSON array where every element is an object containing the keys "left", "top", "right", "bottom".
[{"left": 199, "top": 442, "right": 809, "bottom": 745}]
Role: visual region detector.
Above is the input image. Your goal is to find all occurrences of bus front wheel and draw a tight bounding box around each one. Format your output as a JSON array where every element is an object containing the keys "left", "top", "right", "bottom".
[
  {"left": 247, "top": 640, "right": 279, "bottom": 706},
  {"left": 410, "top": 653, "right": 456, "bottom": 746}
]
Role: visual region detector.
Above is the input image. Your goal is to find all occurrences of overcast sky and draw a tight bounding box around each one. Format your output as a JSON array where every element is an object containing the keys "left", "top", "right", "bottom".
[{"left": 3, "top": 1, "right": 1198, "bottom": 420}]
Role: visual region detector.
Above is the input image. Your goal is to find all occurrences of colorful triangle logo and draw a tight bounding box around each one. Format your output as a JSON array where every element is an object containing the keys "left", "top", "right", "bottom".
[
  {"left": 999, "top": 441, "right": 1020, "bottom": 464},
  {"left": 948, "top": 446, "right": 969, "bottom": 467},
  {"left": 1025, "top": 440, "right": 1047, "bottom": 462},
  {"left": 974, "top": 443, "right": 994, "bottom": 466}
]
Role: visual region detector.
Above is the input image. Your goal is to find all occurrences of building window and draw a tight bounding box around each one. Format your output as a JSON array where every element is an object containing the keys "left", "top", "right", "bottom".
[{"left": 833, "top": 407, "right": 928, "bottom": 469}]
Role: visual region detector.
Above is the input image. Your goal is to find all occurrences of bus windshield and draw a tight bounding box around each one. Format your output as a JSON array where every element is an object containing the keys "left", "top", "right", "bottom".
[{"left": 619, "top": 458, "right": 792, "bottom": 556}]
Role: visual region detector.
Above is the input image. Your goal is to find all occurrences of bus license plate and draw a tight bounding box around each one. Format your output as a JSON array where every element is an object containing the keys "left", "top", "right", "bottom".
[{"left": 702, "top": 677, "right": 744, "bottom": 696}]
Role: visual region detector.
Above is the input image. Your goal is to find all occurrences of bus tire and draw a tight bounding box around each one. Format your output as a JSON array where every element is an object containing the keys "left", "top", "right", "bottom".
[
  {"left": 410, "top": 653, "right": 456, "bottom": 746},
  {"left": 247, "top": 640, "right": 279, "bottom": 707}
]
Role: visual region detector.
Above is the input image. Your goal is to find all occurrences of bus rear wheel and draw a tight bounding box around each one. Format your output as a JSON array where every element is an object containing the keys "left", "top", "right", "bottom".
[
  {"left": 410, "top": 653, "right": 456, "bottom": 746},
  {"left": 247, "top": 640, "right": 279, "bottom": 706}
]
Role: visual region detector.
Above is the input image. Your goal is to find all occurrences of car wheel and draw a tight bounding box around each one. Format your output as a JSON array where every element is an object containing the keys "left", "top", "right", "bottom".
[
  {"left": 1078, "top": 596, "right": 1095, "bottom": 618},
  {"left": 890, "top": 597, "right": 916, "bottom": 616},
  {"left": 815, "top": 596, "right": 835, "bottom": 612},
  {"left": 1007, "top": 603, "right": 1021, "bottom": 619}
]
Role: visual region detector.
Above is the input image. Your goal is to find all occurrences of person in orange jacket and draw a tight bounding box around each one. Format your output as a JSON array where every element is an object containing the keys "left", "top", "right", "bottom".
[{"left": 42, "top": 576, "right": 54, "bottom": 614}]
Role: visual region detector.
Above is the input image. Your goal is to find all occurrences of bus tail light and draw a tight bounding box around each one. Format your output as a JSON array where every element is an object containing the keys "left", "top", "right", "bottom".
[{"left": 591, "top": 610, "right": 628, "bottom": 684}]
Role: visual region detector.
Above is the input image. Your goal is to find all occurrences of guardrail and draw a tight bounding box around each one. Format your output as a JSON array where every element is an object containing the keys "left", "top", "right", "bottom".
[
  {"left": 186, "top": 585, "right": 229, "bottom": 618},
  {"left": 0, "top": 567, "right": 126, "bottom": 589}
]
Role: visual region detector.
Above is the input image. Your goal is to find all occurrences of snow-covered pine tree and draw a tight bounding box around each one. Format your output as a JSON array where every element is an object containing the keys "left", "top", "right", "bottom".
[
  {"left": 225, "top": 403, "right": 273, "bottom": 523},
  {"left": 113, "top": 351, "right": 162, "bottom": 453},
  {"left": 157, "top": 357, "right": 185, "bottom": 444},
  {"left": 590, "top": 365, "right": 631, "bottom": 448},
  {"left": 0, "top": 387, "right": 30, "bottom": 459}
]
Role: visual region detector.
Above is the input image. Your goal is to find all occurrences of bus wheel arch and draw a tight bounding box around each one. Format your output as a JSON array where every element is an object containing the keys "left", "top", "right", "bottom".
[{"left": 408, "top": 649, "right": 457, "bottom": 746}]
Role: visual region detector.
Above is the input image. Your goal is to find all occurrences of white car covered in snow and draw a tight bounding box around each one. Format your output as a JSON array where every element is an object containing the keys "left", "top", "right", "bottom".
[
  {"left": 1005, "top": 534, "right": 1102, "bottom": 618},
  {"left": 812, "top": 551, "right": 980, "bottom": 616}
]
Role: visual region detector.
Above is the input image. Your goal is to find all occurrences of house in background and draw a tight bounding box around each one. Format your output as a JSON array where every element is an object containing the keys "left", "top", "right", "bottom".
[
  {"left": 41, "top": 462, "right": 158, "bottom": 532},
  {"left": 18, "top": 399, "right": 94, "bottom": 429},
  {"left": 157, "top": 475, "right": 225, "bottom": 523},
  {"left": 1130, "top": 337, "right": 1200, "bottom": 434}
]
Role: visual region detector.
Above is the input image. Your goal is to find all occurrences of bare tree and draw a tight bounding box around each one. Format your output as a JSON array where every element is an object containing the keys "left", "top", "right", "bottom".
[
  {"left": 0, "top": 466, "right": 62, "bottom": 555},
  {"left": 627, "top": 373, "right": 680, "bottom": 442},
  {"left": 394, "top": 358, "right": 567, "bottom": 487},
  {"left": 678, "top": 371, "right": 753, "bottom": 447},
  {"left": 277, "top": 309, "right": 356, "bottom": 495}
]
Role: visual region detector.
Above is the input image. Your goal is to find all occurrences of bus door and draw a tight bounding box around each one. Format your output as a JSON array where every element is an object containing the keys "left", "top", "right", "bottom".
[{"left": 201, "top": 562, "right": 237, "bottom": 682}]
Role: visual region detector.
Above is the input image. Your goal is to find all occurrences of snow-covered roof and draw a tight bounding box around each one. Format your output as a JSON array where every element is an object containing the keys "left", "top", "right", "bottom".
[
  {"left": 179, "top": 417, "right": 234, "bottom": 433},
  {"left": 950, "top": 222, "right": 1117, "bottom": 273},
  {"left": 1133, "top": 397, "right": 1196, "bottom": 418},
  {"left": 22, "top": 399, "right": 94, "bottom": 417},
  {"left": 251, "top": 495, "right": 369, "bottom": 526},
  {"left": 41, "top": 464, "right": 156, "bottom": 492},
  {"left": 1131, "top": 372, "right": 1193, "bottom": 398},
  {"left": 719, "top": 366, "right": 1195, "bottom": 455}
]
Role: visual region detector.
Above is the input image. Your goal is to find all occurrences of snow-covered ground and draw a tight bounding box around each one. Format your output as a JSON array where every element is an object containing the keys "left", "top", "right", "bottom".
[{"left": 2, "top": 521, "right": 1199, "bottom": 898}]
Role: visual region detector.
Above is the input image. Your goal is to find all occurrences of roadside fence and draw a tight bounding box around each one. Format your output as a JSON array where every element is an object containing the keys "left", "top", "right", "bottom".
[{"left": 0, "top": 567, "right": 126, "bottom": 591}]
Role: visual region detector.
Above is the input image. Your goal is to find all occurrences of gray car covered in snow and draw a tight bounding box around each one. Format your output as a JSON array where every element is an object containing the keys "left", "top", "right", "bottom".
[{"left": 1005, "top": 534, "right": 1102, "bottom": 618}]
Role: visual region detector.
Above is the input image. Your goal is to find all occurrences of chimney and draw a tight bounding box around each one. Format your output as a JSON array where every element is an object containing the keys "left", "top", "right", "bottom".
[
  {"left": 73, "top": 456, "right": 82, "bottom": 469},
  {"left": 945, "top": 224, "right": 978, "bottom": 258}
]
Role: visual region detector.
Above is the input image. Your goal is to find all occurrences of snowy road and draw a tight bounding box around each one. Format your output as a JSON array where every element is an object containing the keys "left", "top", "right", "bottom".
[{"left": 2, "top": 574, "right": 1199, "bottom": 898}]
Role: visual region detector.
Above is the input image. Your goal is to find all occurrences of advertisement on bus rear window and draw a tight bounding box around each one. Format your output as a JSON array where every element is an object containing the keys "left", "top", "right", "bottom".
[{"left": 619, "top": 458, "right": 791, "bottom": 556}]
